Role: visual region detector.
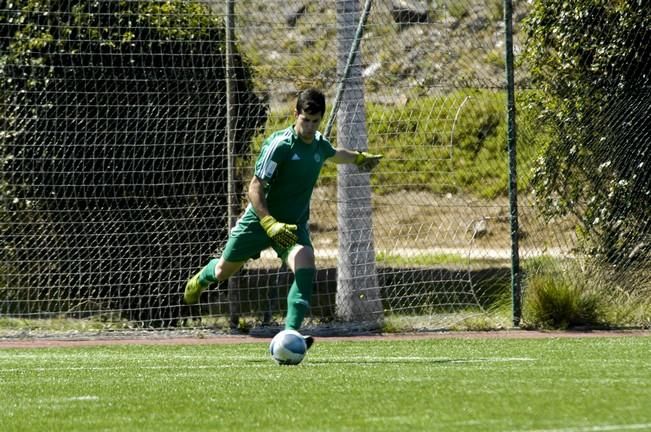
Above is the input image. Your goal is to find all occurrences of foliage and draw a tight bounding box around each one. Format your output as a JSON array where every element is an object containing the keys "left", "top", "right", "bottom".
[
  {"left": 522, "top": 0, "right": 650, "bottom": 269},
  {"left": 523, "top": 274, "right": 605, "bottom": 329},
  {"left": 603, "top": 288, "right": 651, "bottom": 329},
  {"left": 0, "top": 0, "right": 266, "bottom": 324},
  {"left": 252, "top": 89, "right": 547, "bottom": 198},
  {"left": 521, "top": 256, "right": 651, "bottom": 329}
]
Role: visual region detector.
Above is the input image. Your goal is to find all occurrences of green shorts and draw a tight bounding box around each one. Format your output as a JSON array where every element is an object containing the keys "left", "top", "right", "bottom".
[{"left": 222, "top": 209, "right": 312, "bottom": 263}]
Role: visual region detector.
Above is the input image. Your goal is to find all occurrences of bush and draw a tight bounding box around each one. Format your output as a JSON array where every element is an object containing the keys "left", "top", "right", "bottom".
[
  {"left": 1, "top": 0, "right": 266, "bottom": 325},
  {"left": 523, "top": 0, "right": 651, "bottom": 270},
  {"left": 523, "top": 275, "right": 605, "bottom": 330}
]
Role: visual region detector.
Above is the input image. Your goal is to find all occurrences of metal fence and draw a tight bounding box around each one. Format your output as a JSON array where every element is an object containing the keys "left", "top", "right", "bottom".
[{"left": 1, "top": 0, "right": 648, "bottom": 333}]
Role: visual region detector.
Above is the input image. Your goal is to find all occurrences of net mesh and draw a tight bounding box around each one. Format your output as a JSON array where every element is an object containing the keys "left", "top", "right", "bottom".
[{"left": 1, "top": 0, "right": 648, "bottom": 333}]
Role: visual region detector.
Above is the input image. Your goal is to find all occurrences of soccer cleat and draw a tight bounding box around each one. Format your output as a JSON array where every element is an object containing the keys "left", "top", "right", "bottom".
[
  {"left": 183, "top": 273, "right": 204, "bottom": 304},
  {"left": 303, "top": 335, "right": 314, "bottom": 350}
]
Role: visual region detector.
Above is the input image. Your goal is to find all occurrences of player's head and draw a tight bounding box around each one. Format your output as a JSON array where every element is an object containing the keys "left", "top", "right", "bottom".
[
  {"left": 296, "top": 88, "right": 326, "bottom": 117},
  {"left": 294, "top": 88, "right": 325, "bottom": 143}
]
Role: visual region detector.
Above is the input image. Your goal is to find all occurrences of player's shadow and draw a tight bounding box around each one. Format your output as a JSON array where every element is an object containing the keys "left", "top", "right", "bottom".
[
  {"left": 307, "top": 358, "right": 469, "bottom": 365},
  {"left": 243, "top": 358, "right": 461, "bottom": 365}
]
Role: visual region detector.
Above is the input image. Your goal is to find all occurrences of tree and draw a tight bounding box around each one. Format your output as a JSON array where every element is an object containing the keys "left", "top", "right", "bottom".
[
  {"left": 522, "top": 0, "right": 650, "bottom": 270},
  {"left": 1, "top": 0, "right": 266, "bottom": 324}
]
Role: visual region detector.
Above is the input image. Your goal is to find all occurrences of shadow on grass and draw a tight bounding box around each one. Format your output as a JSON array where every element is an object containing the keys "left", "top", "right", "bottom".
[{"left": 298, "top": 357, "right": 534, "bottom": 365}]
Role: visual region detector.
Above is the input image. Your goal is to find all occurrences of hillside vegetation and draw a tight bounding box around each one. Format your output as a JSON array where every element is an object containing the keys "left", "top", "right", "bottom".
[
  {"left": 251, "top": 89, "right": 546, "bottom": 198},
  {"left": 232, "top": 0, "right": 539, "bottom": 198}
]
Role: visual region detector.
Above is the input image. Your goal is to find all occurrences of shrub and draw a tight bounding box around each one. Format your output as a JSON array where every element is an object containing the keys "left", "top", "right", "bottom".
[
  {"left": 523, "top": 275, "right": 605, "bottom": 329},
  {"left": 1, "top": 0, "right": 266, "bottom": 325}
]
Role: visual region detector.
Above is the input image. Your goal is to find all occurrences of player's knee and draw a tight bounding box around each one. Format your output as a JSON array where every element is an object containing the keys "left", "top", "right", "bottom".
[
  {"left": 214, "top": 267, "right": 226, "bottom": 282},
  {"left": 288, "top": 245, "right": 315, "bottom": 271},
  {"left": 300, "top": 246, "right": 315, "bottom": 263}
]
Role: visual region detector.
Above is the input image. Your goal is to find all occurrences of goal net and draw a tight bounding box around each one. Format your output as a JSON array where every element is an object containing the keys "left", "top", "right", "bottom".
[{"left": 5, "top": 0, "right": 643, "bottom": 334}]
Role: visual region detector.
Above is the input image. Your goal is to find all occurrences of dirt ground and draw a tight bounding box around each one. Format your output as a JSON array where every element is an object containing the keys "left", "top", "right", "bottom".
[
  {"left": 309, "top": 187, "right": 577, "bottom": 251},
  {"left": 1, "top": 329, "right": 648, "bottom": 349}
]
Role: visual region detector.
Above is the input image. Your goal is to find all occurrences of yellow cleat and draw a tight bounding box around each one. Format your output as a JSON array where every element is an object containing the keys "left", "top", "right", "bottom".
[{"left": 183, "top": 273, "right": 204, "bottom": 304}]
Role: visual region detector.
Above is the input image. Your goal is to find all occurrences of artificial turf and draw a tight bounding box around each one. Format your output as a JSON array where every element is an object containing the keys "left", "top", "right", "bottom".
[{"left": 1, "top": 335, "right": 650, "bottom": 431}]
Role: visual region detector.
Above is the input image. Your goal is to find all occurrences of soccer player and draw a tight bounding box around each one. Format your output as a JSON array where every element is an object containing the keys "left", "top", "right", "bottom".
[{"left": 183, "top": 88, "right": 382, "bottom": 347}]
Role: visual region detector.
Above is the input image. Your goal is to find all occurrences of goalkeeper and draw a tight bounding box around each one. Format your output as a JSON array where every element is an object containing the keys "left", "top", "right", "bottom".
[{"left": 183, "top": 88, "right": 381, "bottom": 346}]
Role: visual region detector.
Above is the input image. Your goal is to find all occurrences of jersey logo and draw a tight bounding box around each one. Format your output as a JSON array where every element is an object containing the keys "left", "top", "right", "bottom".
[
  {"left": 314, "top": 153, "right": 321, "bottom": 163},
  {"left": 291, "top": 154, "right": 301, "bottom": 160},
  {"left": 263, "top": 160, "right": 277, "bottom": 178}
]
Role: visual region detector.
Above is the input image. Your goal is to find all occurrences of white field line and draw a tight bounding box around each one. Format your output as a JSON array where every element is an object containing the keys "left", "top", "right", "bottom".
[
  {"left": 510, "top": 424, "right": 651, "bottom": 432},
  {"left": 59, "top": 396, "right": 100, "bottom": 401},
  {"left": 0, "top": 356, "right": 535, "bottom": 373},
  {"left": 312, "top": 356, "right": 535, "bottom": 363}
]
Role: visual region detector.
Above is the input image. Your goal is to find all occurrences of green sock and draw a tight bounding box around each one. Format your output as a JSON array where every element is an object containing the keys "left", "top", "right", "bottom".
[
  {"left": 285, "top": 268, "right": 315, "bottom": 331},
  {"left": 197, "top": 258, "right": 219, "bottom": 287}
]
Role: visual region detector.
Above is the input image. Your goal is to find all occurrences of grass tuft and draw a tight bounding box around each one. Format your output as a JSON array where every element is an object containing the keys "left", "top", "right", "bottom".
[
  {"left": 523, "top": 275, "right": 605, "bottom": 329},
  {"left": 522, "top": 257, "right": 651, "bottom": 330}
]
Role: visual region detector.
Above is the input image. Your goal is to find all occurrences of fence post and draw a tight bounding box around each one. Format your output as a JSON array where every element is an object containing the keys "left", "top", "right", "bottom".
[
  {"left": 225, "top": 0, "right": 240, "bottom": 331},
  {"left": 334, "top": 0, "right": 382, "bottom": 326},
  {"left": 503, "top": 0, "right": 521, "bottom": 326}
]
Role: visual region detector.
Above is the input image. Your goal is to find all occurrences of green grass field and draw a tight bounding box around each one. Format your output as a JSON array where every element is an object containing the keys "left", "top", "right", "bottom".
[{"left": 2, "top": 335, "right": 650, "bottom": 432}]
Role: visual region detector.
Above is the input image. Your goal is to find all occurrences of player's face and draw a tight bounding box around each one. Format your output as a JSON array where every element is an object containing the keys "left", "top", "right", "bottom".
[{"left": 294, "top": 110, "right": 323, "bottom": 144}]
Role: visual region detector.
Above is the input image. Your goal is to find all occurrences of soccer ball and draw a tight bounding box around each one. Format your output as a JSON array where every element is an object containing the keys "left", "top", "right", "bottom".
[{"left": 269, "top": 329, "right": 307, "bottom": 365}]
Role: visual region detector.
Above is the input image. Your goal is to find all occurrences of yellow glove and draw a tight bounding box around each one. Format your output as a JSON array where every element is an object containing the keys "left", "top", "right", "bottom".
[
  {"left": 260, "top": 215, "right": 298, "bottom": 249},
  {"left": 354, "top": 151, "right": 383, "bottom": 171}
]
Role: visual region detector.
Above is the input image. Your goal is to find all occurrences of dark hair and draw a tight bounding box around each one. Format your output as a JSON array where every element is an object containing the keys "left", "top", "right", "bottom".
[{"left": 296, "top": 88, "right": 326, "bottom": 116}]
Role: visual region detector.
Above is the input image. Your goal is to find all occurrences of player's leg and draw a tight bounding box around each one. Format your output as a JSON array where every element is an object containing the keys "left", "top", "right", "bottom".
[
  {"left": 284, "top": 244, "right": 316, "bottom": 336},
  {"left": 214, "top": 258, "right": 246, "bottom": 281},
  {"left": 184, "top": 211, "right": 271, "bottom": 304},
  {"left": 184, "top": 257, "right": 246, "bottom": 304}
]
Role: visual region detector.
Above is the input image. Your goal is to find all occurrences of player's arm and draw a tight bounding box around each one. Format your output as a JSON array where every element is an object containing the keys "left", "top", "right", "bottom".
[
  {"left": 248, "top": 176, "right": 297, "bottom": 248},
  {"left": 329, "top": 148, "right": 358, "bottom": 164},
  {"left": 329, "top": 148, "right": 383, "bottom": 170},
  {"left": 248, "top": 175, "right": 271, "bottom": 219}
]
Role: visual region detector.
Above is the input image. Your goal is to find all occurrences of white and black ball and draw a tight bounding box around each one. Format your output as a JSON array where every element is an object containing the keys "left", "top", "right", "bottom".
[{"left": 269, "top": 330, "right": 307, "bottom": 365}]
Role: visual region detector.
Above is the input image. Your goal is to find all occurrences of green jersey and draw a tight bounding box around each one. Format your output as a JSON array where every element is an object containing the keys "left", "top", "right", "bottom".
[{"left": 250, "top": 125, "right": 336, "bottom": 224}]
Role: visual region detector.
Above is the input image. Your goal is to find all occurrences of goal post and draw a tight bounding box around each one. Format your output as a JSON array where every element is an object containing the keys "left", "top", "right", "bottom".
[{"left": 332, "top": 0, "right": 383, "bottom": 325}]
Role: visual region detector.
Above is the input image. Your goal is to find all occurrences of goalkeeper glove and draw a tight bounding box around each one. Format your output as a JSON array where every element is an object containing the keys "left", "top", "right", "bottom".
[
  {"left": 260, "top": 215, "right": 298, "bottom": 249},
  {"left": 354, "top": 151, "right": 383, "bottom": 171}
]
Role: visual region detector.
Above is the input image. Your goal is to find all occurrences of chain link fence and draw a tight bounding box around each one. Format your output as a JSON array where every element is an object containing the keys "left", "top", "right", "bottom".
[{"left": 1, "top": 0, "right": 648, "bottom": 333}]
